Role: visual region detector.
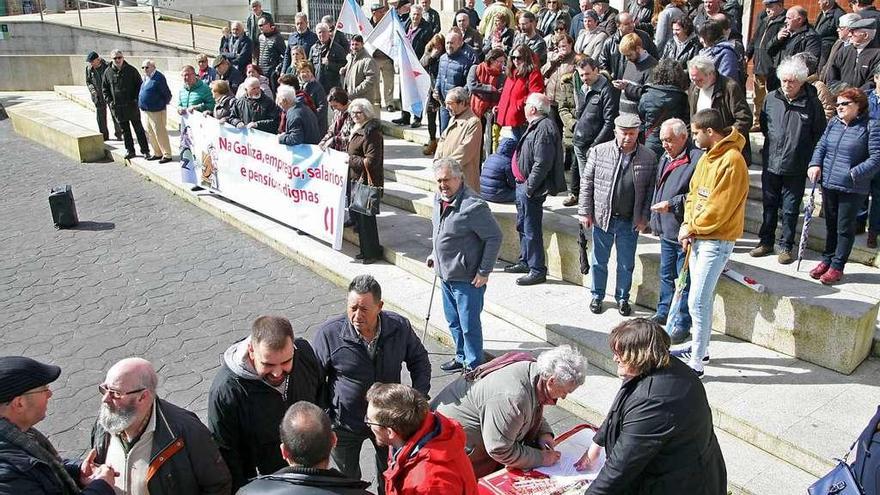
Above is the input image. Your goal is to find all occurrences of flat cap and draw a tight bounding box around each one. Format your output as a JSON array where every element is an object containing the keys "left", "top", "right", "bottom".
[
  {"left": 0, "top": 356, "right": 61, "bottom": 403},
  {"left": 85, "top": 51, "right": 99, "bottom": 62},
  {"left": 614, "top": 113, "right": 642, "bottom": 129},
  {"left": 212, "top": 54, "right": 228, "bottom": 68},
  {"left": 762, "top": 0, "right": 781, "bottom": 4},
  {"left": 850, "top": 18, "right": 876, "bottom": 30},
  {"left": 396, "top": 0, "right": 411, "bottom": 7}
]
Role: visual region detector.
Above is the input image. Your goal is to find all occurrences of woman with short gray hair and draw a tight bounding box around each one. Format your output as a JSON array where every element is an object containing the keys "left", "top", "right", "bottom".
[
  {"left": 536, "top": 345, "right": 588, "bottom": 388},
  {"left": 347, "top": 98, "right": 385, "bottom": 264}
]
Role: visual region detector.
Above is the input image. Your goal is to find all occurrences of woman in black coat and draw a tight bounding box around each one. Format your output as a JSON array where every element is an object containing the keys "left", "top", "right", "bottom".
[
  {"left": 347, "top": 98, "right": 385, "bottom": 264},
  {"left": 638, "top": 59, "right": 691, "bottom": 159},
  {"left": 576, "top": 319, "right": 727, "bottom": 495}
]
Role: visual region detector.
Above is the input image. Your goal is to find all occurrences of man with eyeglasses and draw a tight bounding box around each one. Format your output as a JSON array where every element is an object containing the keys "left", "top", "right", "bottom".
[
  {"left": 89, "top": 358, "right": 231, "bottom": 495},
  {"left": 102, "top": 49, "right": 150, "bottom": 160},
  {"left": 0, "top": 356, "right": 117, "bottom": 493},
  {"left": 513, "top": 11, "right": 548, "bottom": 64},
  {"left": 246, "top": 0, "right": 273, "bottom": 64},
  {"left": 257, "top": 18, "right": 286, "bottom": 93},
  {"left": 825, "top": 18, "right": 880, "bottom": 90},
  {"left": 312, "top": 275, "right": 431, "bottom": 495},
  {"left": 208, "top": 315, "right": 323, "bottom": 491}
]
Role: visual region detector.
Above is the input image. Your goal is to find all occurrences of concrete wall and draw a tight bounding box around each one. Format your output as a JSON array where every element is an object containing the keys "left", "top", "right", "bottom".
[
  {"left": 0, "top": 54, "right": 195, "bottom": 90},
  {"left": 157, "top": 0, "right": 248, "bottom": 21},
  {"left": 0, "top": 20, "right": 199, "bottom": 56}
]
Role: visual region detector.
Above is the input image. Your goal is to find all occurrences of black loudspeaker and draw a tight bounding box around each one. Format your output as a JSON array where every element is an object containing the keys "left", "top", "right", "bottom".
[{"left": 49, "top": 185, "right": 79, "bottom": 229}]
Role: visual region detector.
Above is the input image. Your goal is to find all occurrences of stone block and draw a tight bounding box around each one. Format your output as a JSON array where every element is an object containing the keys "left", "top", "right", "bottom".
[{"left": 7, "top": 102, "right": 106, "bottom": 162}]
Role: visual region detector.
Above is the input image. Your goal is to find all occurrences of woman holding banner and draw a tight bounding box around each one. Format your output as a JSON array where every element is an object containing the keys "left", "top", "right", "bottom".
[{"left": 347, "top": 98, "right": 385, "bottom": 264}]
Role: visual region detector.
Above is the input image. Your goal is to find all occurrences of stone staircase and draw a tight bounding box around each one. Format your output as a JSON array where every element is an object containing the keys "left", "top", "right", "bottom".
[{"left": 7, "top": 85, "right": 880, "bottom": 495}]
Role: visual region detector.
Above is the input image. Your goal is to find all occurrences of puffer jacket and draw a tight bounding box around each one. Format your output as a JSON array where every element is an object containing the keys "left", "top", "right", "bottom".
[
  {"left": 701, "top": 42, "right": 744, "bottom": 88},
  {"left": 228, "top": 92, "right": 280, "bottom": 133},
  {"left": 760, "top": 84, "right": 826, "bottom": 176},
  {"left": 435, "top": 46, "right": 477, "bottom": 102},
  {"left": 637, "top": 84, "right": 690, "bottom": 160},
  {"left": 178, "top": 78, "right": 215, "bottom": 112},
  {"left": 258, "top": 30, "right": 287, "bottom": 79},
  {"left": 480, "top": 138, "right": 517, "bottom": 203},
  {"left": 579, "top": 140, "right": 657, "bottom": 231},
  {"left": 383, "top": 412, "right": 478, "bottom": 495},
  {"left": 496, "top": 69, "right": 545, "bottom": 128},
  {"left": 810, "top": 113, "right": 880, "bottom": 195},
  {"left": 573, "top": 75, "right": 618, "bottom": 149}
]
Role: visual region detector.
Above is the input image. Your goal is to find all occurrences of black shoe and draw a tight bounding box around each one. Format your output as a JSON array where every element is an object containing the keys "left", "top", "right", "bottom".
[
  {"left": 158, "top": 156, "right": 173, "bottom": 164},
  {"left": 355, "top": 253, "right": 364, "bottom": 260},
  {"left": 360, "top": 257, "right": 380, "bottom": 265},
  {"left": 618, "top": 300, "right": 632, "bottom": 316},
  {"left": 410, "top": 120, "right": 422, "bottom": 128},
  {"left": 113, "top": 135, "right": 123, "bottom": 141},
  {"left": 124, "top": 151, "right": 136, "bottom": 160},
  {"left": 146, "top": 155, "right": 161, "bottom": 161},
  {"left": 516, "top": 273, "right": 546, "bottom": 286},
  {"left": 590, "top": 298, "right": 603, "bottom": 314},
  {"left": 343, "top": 219, "right": 354, "bottom": 228},
  {"left": 649, "top": 313, "right": 667, "bottom": 325},
  {"left": 391, "top": 117, "right": 410, "bottom": 125},
  {"left": 503, "top": 262, "right": 529, "bottom": 274},
  {"left": 440, "top": 359, "right": 464, "bottom": 372}
]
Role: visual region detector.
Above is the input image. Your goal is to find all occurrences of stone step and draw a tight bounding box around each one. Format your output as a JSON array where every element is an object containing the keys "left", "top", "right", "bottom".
[
  {"left": 1, "top": 89, "right": 834, "bottom": 494},
  {"left": 55, "top": 84, "right": 183, "bottom": 132},
  {"left": 6, "top": 96, "right": 107, "bottom": 162}
]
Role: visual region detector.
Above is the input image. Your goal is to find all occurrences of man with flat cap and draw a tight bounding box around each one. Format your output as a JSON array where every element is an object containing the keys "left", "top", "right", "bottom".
[
  {"left": 579, "top": 113, "right": 657, "bottom": 316},
  {"left": 825, "top": 17, "right": 880, "bottom": 90},
  {"left": 0, "top": 356, "right": 117, "bottom": 494}
]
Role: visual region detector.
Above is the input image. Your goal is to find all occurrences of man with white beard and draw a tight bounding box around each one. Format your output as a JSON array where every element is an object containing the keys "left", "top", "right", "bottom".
[{"left": 89, "top": 358, "right": 231, "bottom": 495}]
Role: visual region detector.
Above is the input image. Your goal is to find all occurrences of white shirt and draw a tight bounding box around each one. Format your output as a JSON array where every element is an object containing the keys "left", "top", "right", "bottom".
[
  {"left": 697, "top": 84, "right": 714, "bottom": 112},
  {"left": 105, "top": 407, "right": 157, "bottom": 495}
]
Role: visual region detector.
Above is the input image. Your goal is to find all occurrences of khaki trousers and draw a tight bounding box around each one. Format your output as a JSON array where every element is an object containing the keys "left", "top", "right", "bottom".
[{"left": 144, "top": 109, "right": 172, "bottom": 159}]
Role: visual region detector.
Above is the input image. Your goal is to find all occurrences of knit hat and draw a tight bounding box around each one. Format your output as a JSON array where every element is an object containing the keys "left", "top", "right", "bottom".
[
  {"left": 85, "top": 51, "right": 99, "bottom": 62},
  {"left": 0, "top": 356, "right": 61, "bottom": 403}
]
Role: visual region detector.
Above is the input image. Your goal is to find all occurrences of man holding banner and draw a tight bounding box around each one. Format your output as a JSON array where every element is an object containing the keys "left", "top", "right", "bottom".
[{"left": 228, "top": 77, "right": 280, "bottom": 133}]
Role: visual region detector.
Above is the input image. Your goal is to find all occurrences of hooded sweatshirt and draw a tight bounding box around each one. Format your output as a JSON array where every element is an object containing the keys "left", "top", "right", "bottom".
[{"left": 683, "top": 127, "right": 749, "bottom": 241}]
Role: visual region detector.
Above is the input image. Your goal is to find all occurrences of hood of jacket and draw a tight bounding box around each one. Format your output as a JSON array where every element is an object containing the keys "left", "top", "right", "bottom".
[
  {"left": 705, "top": 126, "right": 746, "bottom": 161},
  {"left": 222, "top": 337, "right": 262, "bottom": 381},
  {"left": 387, "top": 412, "right": 467, "bottom": 474},
  {"left": 255, "top": 466, "right": 370, "bottom": 489},
  {"left": 705, "top": 40, "right": 737, "bottom": 57}
]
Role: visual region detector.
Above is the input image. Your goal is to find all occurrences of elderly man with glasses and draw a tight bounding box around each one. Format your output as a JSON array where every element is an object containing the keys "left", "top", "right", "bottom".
[
  {"left": 89, "top": 358, "right": 231, "bottom": 495},
  {"left": 0, "top": 356, "right": 117, "bottom": 494}
]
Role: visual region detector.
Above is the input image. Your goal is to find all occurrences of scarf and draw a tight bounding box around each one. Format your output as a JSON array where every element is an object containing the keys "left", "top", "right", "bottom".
[{"left": 0, "top": 418, "right": 81, "bottom": 494}]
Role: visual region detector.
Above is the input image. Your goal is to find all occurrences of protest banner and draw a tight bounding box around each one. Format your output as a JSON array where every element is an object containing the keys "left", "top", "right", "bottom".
[{"left": 180, "top": 113, "right": 348, "bottom": 250}]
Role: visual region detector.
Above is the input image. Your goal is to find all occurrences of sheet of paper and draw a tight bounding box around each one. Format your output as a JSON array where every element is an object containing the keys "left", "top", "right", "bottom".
[{"left": 533, "top": 428, "right": 606, "bottom": 482}]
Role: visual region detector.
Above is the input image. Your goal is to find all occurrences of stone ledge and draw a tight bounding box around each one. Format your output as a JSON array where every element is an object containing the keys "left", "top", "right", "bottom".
[{"left": 7, "top": 101, "right": 106, "bottom": 162}]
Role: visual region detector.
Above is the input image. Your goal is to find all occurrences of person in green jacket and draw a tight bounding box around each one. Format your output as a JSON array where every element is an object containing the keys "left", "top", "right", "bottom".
[{"left": 177, "top": 65, "right": 215, "bottom": 115}]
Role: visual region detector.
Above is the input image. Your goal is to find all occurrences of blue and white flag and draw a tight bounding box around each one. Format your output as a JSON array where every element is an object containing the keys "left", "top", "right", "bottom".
[
  {"left": 336, "top": 0, "right": 371, "bottom": 37},
  {"left": 366, "top": 9, "right": 431, "bottom": 117}
]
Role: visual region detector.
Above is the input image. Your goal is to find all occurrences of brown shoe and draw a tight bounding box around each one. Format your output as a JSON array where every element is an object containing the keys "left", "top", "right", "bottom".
[
  {"left": 422, "top": 140, "right": 437, "bottom": 156},
  {"left": 562, "top": 194, "right": 578, "bottom": 207},
  {"left": 777, "top": 250, "right": 794, "bottom": 265},
  {"left": 868, "top": 231, "right": 878, "bottom": 249},
  {"left": 749, "top": 244, "right": 773, "bottom": 257}
]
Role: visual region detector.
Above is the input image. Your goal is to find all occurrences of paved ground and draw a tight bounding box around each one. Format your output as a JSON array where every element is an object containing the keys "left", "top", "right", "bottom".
[{"left": 0, "top": 120, "right": 581, "bottom": 491}]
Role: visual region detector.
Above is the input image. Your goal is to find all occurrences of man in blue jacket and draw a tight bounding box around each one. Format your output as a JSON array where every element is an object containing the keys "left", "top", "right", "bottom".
[
  {"left": 138, "top": 60, "right": 173, "bottom": 163},
  {"left": 275, "top": 84, "right": 321, "bottom": 145},
  {"left": 428, "top": 157, "right": 502, "bottom": 372},
  {"left": 312, "top": 275, "right": 431, "bottom": 495},
  {"left": 434, "top": 31, "right": 477, "bottom": 134}
]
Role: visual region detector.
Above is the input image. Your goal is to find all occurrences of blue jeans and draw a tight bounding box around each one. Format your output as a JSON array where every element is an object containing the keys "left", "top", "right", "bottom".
[
  {"left": 658, "top": 238, "right": 691, "bottom": 332},
  {"left": 441, "top": 280, "right": 486, "bottom": 369},
  {"left": 590, "top": 217, "right": 639, "bottom": 301},
  {"left": 687, "top": 239, "right": 734, "bottom": 368},
  {"left": 515, "top": 183, "right": 547, "bottom": 276},
  {"left": 439, "top": 106, "right": 451, "bottom": 135}
]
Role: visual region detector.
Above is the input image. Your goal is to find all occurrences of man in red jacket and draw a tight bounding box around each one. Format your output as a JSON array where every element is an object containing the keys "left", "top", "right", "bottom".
[{"left": 365, "top": 383, "right": 478, "bottom": 495}]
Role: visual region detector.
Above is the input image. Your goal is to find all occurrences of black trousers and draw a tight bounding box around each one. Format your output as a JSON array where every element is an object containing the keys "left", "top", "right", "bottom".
[
  {"left": 822, "top": 188, "right": 865, "bottom": 270},
  {"left": 95, "top": 103, "right": 122, "bottom": 141},
  {"left": 119, "top": 116, "right": 150, "bottom": 155},
  {"left": 351, "top": 210, "right": 383, "bottom": 259},
  {"left": 758, "top": 170, "right": 807, "bottom": 251}
]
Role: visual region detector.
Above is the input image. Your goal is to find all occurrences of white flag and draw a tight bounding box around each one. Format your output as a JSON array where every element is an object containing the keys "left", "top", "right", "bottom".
[
  {"left": 336, "top": 0, "right": 371, "bottom": 37},
  {"left": 363, "top": 8, "right": 396, "bottom": 58},
  {"left": 365, "top": 10, "right": 430, "bottom": 117}
]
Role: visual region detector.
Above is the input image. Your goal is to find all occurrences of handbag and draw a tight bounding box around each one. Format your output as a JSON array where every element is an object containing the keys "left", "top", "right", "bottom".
[
  {"left": 349, "top": 161, "right": 383, "bottom": 217},
  {"left": 808, "top": 443, "right": 865, "bottom": 495}
]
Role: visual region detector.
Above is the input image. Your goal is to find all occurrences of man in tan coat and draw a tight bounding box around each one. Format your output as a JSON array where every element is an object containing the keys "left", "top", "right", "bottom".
[
  {"left": 434, "top": 87, "right": 483, "bottom": 192},
  {"left": 341, "top": 35, "right": 380, "bottom": 115}
]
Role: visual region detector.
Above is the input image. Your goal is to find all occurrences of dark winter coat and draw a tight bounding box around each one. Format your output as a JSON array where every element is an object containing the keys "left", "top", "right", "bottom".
[
  {"left": 686, "top": 74, "right": 753, "bottom": 158},
  {"left": 760, "top": 85, "right": 826, "bottom": 176},
  {"left": 435, "top": 46, "right": 477, "bottom": 102},
  {"left": 515, "top": 115, "right": 566, "bottom": 197},
  {"left": 815, "top": 3, "right": 846, "bottom": 70},
  {"left": 279, "top": 102, "right": 322, "bottom": 146},
  {"left": 347, "top": 118, "right": 384, "bottom": 187},
  {"left": 660, "top": 36, "right": 702, "bottom": 66},
  {"left": 309, "top": 40, "right": 348, "bottom": 92},
  {"left": 481, "top": 27, "right": 514, "bottom": 56},
  {"left": 585, "top": 358, "right": 727, "bottom": 495},
  {"left": 618, "top": 54, "right": 659, "bottom": 115},
  {"left": 218, "top": 65, "right": 245, "bottom": 95},
  {"left": 303, "top": 80, "right": 328, "bottom": 135},
  {"left": 851, "top": 405, "right": 880, "bottom": 495},
  {"left": 627, "top": 0, "right": 654, "bottom": 36},
  {"left": 225, "top": 35, "right": 254, "bottom": 74},
  {"left": 404, "top": 19, "right": 434, "bottom": 58},
  {"left": 431, "top": 185, "right": 503, "bottom": 281},
  {"left": 258, "top": 30, "right": 287, "bottom": 80},
  {"left": 649, "top": 142, "right": 702, "bottom": 240},
  {"left": 237, "top": 466, "right": 371, "bottom": 495},
  {"left": 825, "top": 44, "right": 880, "bottom": 91},
  {"left": 228, "top": 92, "right": 280, "bottom": 133},
  {"left": 747, "top": 10, "right": 787, "bottom": 76},
  {"left": 637, "top": 84, "right": 690, "bottom": 159},
  {"left": 810, "top": 113, "right": 880, "bottom": 195},
  {"left": 92, "top": 398, "right": 232, "bottom": 495},
  {"left": 209, "top": 95, "right": 235, "bottom": 120},
  {"left": 246, "top": 11, "right": 273, "bottom": 51},
  {"left": 573, "top": 75, "right": 618, "bottom": 149},
  {"left": 480, "top": 138, "right": 517, "bottom": 203},
  {"left": 312, "top": 311, "right": 431, "bottom": 436},
  {"left": 101, "top": 60, "right": 143, "bottom": 122},
  {"left": 207, "top": 337, "right": 323, "bottom": 491},
  {"left": 767, "top": 27, "right": 822, "bottom": 68},
  {"left": 86, "top": 59, "right": 111, "bottom": 105}
]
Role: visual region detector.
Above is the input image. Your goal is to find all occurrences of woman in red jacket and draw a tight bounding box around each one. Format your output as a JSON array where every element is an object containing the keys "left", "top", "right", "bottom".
[{"left": 496, "top": 44, "right": 545, "bottom": 140}]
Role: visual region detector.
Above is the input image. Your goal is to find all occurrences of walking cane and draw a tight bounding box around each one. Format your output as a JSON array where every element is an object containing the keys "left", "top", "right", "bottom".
[{"left": 422, "top": 273, "right": 439, "bottom": 342}]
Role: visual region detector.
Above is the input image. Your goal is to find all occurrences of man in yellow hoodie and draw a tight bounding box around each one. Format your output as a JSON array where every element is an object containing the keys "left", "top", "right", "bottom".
[{"left": 670, "top": 108, "right": 749, "bottom": 378}]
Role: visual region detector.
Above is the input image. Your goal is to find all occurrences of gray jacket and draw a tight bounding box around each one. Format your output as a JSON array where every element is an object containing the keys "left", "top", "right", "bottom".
[
  {"left": 578, "top": 140, "right": 657, "bottom": 231},
  {"left": 431, "top": 185, "right": 503, "bottom": 282},
  {"left": 430, "top": 361, "right": 553, "bottom": 478}
]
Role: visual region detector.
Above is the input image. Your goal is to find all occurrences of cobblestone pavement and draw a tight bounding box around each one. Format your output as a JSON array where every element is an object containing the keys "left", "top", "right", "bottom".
[{"left": 0, "top": 120, "right": 581, "bottom": 490}]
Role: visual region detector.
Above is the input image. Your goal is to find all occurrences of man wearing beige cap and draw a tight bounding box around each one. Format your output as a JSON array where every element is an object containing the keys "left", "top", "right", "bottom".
[
  {"left": 0, "top": 356, "right": 117, "bottom": 494},
  {"left": 578, "top": 113, "right": 656, "bottom": 316}
]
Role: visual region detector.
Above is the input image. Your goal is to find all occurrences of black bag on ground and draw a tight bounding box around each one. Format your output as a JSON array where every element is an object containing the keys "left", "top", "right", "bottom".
[{"left": 49, "top": 185, "right": 79, "bottom": 229}]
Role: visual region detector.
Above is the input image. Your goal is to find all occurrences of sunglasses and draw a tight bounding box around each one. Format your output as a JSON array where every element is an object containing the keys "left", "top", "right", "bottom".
[
  {"left": 113, "top": 56, "right": 123, "bottom": 60},
  {"left": 511, "top": 55, "right": 522, "bottom": 60}
]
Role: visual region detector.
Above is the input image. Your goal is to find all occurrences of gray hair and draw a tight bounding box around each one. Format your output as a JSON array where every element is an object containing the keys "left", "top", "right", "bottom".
[
  {"left": 276, "top": 84, "right": 297, "bottom": 105},
  {"left": 349, "top": 98, "right": 376, "bottom": 119},
  {"left": 776, "top": 57, "right": 809, "bottom": 82},
  {"left": 110, "top": 49, "right": 123, "bottom": 58},
  {"left": 873, "top": 64, "right": 880, "bottom": 77},
  {"left": 243, "top": 76, "right": 261, "bottom": 89},
  {"left": 141, "top": 59, "right": 155, "bottom": 69},
  {"left": 536, "top": 345, "right": 588, "bottom": 387},
  {"left": 687, "top": 55, "right": 716, "bottom": 76},
  {"left": 525, "top": 93, "right": 551, "bottom": 116},
  {"left": 410, "top": 4, "right": 424, "bottom": 14},
  {"left": 348, "top": 274, "right": 382, "bottom": 302},
  {"left": 295, "top": 11, "right": 309, "bottom": 22},
  {"left": 445, "top": 86, "right": 470, "bottom": 104},
  {"left": 660, "top": 118, "right": 688, "bottom": 137},
  {"left": 316, "top": 22, "right": 330, "bottom": 32},
  {"left": 839, "top": 13, "right": 861, "bottom": 27},
  {"left": 231, "top": 20, "right": 244, "bottom": 30},
  {"left": 251, "top": 0, "right": 262, "bottom": 6},
  {"left": 432, "top": 158, "right": 464, "bottom": 178},
  {"left": 321, "top": 14, "right": 334, "bottom": 25}
]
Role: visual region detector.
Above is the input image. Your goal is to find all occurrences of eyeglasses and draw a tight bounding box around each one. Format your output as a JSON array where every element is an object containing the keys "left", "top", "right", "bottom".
[
  {"left": 511, "top": 55, "right": 522, "bottom": 60},
  {"left": 98, "top": 384, "right": 146, "bottom": 399},
  {"left": 21, "top": 386, "right": 51, "bottom": 397},
  {"left": 113, "top": 56, "right": 123, "bottom": 60},
  {"left": 364, "top": 415, "right": 387, "bottom": 428},
  {"left": 836, "top": 101, "right": 854, "bottom": 107},
  {"left": 351, "top": 110, "right": 364, "bottom": 115}
]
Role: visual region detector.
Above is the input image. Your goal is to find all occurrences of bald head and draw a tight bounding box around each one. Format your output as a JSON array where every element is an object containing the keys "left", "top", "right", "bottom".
[{"left": 106, "top": 357, "right": 158, "bottom": 394}]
